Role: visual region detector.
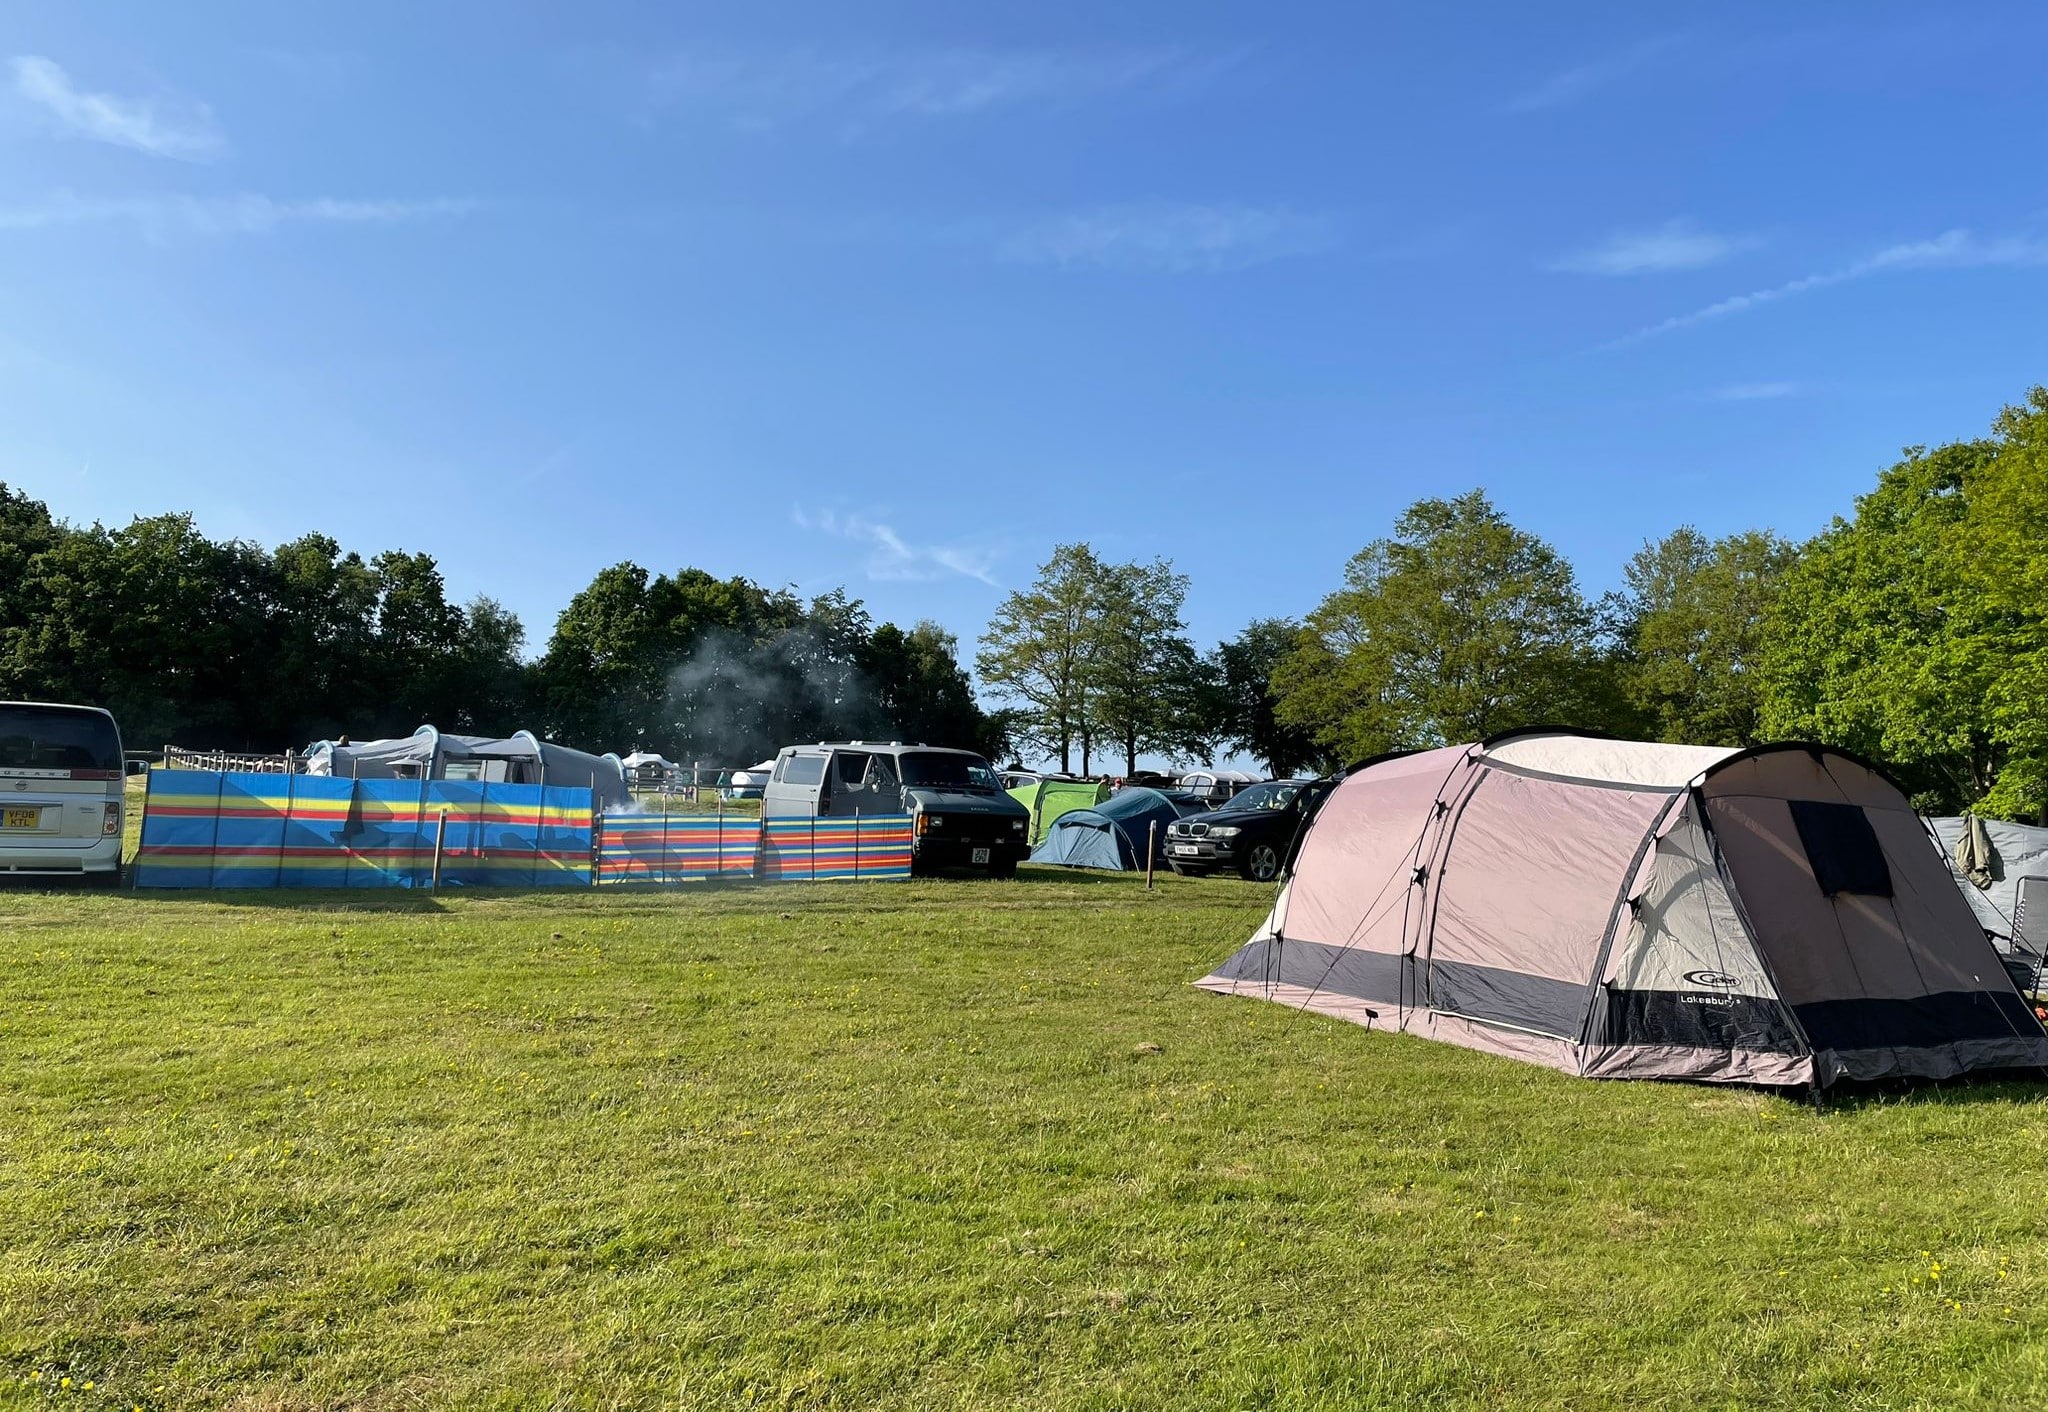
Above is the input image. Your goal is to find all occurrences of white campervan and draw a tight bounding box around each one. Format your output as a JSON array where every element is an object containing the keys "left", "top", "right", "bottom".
[{"left": 0, "top": 701, "right": 126, "bottom": 883}]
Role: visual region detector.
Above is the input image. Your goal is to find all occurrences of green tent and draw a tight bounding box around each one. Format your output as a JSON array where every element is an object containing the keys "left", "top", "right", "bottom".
[{"left": 1007, "top": 778, "right": 1110, "bottom": 845}]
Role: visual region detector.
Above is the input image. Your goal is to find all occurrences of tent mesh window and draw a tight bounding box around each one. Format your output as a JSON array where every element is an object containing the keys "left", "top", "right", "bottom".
[{"left": 1788, "top": 800, "right": 1894, "bottom": 898}]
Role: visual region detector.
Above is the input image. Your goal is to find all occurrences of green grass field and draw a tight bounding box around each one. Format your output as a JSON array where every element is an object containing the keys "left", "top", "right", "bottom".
[{"left": 4, "top": 865, "right": 2047, "bottom": 1410}]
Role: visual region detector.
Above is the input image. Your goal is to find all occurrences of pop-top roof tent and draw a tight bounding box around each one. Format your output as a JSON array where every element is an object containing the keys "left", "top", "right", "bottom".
[
  {"left": 303, "top": 726, "right": 630, "bottom": 811},
  {"left": 1030, "top": 787, "right": 1205, "bottom": 871},
  {"left": 1008, "top": 778, "right": 1110, "bottom": 845},
  {"left": 1929, "top": 816, "right": 2048, "bottom": 952},
  {"left": 1198, "top": 730, "right": 2048, "bottom": 1089}
]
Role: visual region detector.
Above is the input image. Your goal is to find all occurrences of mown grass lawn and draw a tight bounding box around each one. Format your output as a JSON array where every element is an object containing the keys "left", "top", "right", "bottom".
[{"left": 2, "top": 868, "right": 2046, "bottom": 1411}]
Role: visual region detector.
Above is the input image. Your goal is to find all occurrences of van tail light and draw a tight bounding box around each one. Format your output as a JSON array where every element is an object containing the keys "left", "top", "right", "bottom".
[{"left": 103, "top": 803, "right": 120, "bottom": 835}]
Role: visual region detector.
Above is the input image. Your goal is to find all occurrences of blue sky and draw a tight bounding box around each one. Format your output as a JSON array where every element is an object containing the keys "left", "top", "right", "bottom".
[{"left": 3, "top": 2, "right": 2046, "bottom": 674}]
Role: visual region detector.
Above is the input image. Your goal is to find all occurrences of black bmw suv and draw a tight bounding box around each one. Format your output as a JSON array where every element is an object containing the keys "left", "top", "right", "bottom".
[{"left": 1163, "top": 778, "right": 1332, "bottom": 881}]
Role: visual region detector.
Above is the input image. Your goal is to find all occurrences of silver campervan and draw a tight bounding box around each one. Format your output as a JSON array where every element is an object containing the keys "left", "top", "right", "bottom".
[
  {"left": 0, "top": 701, "right": 126, "bottom": 883},
  {"left": 761, "top": 742, "right": 1030, "bottom": 877}
]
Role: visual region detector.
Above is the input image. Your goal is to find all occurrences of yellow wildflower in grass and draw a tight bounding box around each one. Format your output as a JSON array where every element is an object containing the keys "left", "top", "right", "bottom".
[{"left": 83, "top": 1380, "right": 94, "bottom": 1390}]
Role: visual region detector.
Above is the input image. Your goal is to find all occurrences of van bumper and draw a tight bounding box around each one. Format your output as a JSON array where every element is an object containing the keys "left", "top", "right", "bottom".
[
  {"left": 912, "top": 837, "right": 1030, "bottom": 870},
  {"left": 0, "top": 834, "right": 123, "bottom": 876}
]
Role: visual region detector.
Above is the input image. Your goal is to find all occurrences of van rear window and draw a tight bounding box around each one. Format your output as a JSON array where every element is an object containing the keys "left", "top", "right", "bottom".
[
  {"left": 778, "top": 754, "right": 825, "bottom": 787},
  {"left": 0, "top": 705, "right": 120, "bottom": 772}
]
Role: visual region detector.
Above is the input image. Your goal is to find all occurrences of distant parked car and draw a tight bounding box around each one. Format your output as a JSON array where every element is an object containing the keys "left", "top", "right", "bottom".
[
  {"left": 1174, "top": 769, "right": 1262, "bottom": 807},
  {"left": 998, "top": 770, "right": 1042, "bottom": 791},
  {"left": 1165, "top": 778, "right": 1333, "bottom": 882},
  {"left": 724, "top": 760, "right": 776, "bottom": 800}
]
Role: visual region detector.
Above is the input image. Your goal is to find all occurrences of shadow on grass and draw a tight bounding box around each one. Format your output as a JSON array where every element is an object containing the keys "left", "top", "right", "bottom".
[
  {"left": 83, "top": 859, "right": 1260, "bottom": 915},
  {"left": 1011, "top": 863, "right": 1266, "bottom": 888},
  {"left": 1817, "top": 1070, "right": 2048, "bottom": 1113},
  {"left": 109, "top": 887, "right": 458, "bottom": 914}
]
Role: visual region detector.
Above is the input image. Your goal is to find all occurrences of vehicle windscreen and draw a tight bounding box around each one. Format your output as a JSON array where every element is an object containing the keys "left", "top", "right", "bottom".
[
  {"left": 0, "top": 706, "right": 121, "bottom": 772},
  {"left": 898, "top": 752, "right": 1000, "bottom": 791},
  {"left": 1228, "top": 782, "right": 1301, "bottom": 812}
]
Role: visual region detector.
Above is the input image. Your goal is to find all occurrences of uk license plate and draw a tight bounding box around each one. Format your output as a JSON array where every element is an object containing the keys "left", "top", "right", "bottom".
[
  {"left": 1172, "top": 844, "right": 1199, "bottom": 856},
  {"left": 3, "top": 807, "right": 38, "bottom": 829},
  {"left": 971, "top": 847, "right": 991, "bottom": 865}
]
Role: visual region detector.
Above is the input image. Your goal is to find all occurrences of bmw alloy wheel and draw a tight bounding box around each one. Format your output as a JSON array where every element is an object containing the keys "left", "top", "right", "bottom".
[{"left": 1243, "top": 843, "right": 1281, "bottom": 882}]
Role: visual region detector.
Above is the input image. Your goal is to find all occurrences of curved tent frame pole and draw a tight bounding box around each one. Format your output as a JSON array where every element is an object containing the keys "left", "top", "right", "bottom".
[
  {"left": 513, "top": 730, "right": 546, "bottom": 789},
  {"left": 412, "top": 724, "right": 442, "bottom": 781}
]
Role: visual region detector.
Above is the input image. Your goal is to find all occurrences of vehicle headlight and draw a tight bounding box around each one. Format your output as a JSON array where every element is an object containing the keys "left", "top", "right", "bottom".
[
  {"left": 927, "top": 815, "right": 945, "bottom": 828},
  {"left": 1208, "top": 826, "right": 1240, "bottom": 839},
  {"left": 1010, "top": 818, "right": 1026, "bottom": 831}
]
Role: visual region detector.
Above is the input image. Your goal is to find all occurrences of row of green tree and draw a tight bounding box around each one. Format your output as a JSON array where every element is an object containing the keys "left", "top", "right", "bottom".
[
  {"left": 1, "top": 387, "right": 2039, "bottom": 815},
  {"left": 977, "top": 388, "right": 2048, "bottom": 821},
  {"left": 0, "top": 489, "right": 996, "bottom": 765}
]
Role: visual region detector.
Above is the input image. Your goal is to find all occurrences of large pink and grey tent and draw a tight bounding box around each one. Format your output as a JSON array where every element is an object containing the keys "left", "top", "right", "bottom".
[{"left": 1198, "top": 731, "right": 2048, "bottom": 1089}]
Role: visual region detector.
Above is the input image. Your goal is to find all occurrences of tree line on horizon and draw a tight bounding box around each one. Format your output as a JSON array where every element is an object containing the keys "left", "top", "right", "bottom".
[
  {"left": 0, "top": 386, "right": 2039, "bottom": 819},
  {"left": 0, "top": 490, "right": 997, "bottom": 768},
  {"left": 976, "top": 387, "right": 2048, "bottom": 822}
]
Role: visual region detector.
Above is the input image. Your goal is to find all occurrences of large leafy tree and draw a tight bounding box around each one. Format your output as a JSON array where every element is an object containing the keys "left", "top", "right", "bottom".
[
  {"left": 539, "top": 563, "right": 997, "bottom": 765},
  {"left": 441, "top": 596, "right": 530, "bottom": 736},
  {"left": 263, "top": 533, "right": 382, "bottom": 743},
  {"left": 861, "top": 620, "right": 1004, "bottom": 756},
  {"left": 1208, "top": 618, "right": 1327, "bottom": 777},
  {"left": 1762, "top": 392, "right": 2048, "bottom": 819},
  {"left": 976, "top": 543, "right": 1104, "bottom": 773},
  {"left": 7, "top": 514, "right": 274, "bottom": 748},
  {"left": 1273, "top": 491, "right": 1612, "bottom": 761},
  {"left": 535, "top": 562, "right": 666, "bottom": 750},
  {"left": 1606, "top": 527, "right": 1796, "bottom": 746},
  {"left": 1087, "top": 557, "right": 1206, "bottom": 775},
  {"left": 0, "top": 491, "right": 527, "bottom": 752}
]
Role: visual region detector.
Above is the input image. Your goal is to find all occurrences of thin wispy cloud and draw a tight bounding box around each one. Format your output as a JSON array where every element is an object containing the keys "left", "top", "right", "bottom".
[
  {"left": 1000, "top": 203, "right": 1336, "bottom": 274},
  {"left": 0, "top": 192, "right": 474, "bottom": 238},
  {"left": 1611, "top": 229, "right": 2048, "bottom": 346},
  {"left": 1703, "top": 380, "right": 1802, "bottom": 402},
  {"left": 792, "top": 507, "right": 999, "bottom": 587},
  {"left": 1503, "top": 35, "right": 1682, "bottom": 114},
  {"left": 1551, "top": 219, "right": 1755, "bottom": 275},
  {"left": 644, "top": 44, "right": 1225, "bottom": 130},
  {"left": 9, "top": 55, "right": 222, "bottom": 160}
]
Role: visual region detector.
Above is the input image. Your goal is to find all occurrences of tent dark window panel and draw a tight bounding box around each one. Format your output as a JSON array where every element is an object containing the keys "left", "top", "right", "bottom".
[{"left": 1788, "top": 800, "right": 1893, "bottom": 897}]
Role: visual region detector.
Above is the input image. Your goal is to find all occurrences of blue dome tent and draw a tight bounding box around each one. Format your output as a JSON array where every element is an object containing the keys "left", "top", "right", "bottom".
[{"left": 1028, "top": 787, "right": 1206, "bottom": 871}]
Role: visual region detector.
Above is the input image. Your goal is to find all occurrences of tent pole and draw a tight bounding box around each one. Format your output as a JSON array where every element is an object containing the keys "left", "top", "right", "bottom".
[
  {"left": 1146, "top": 821, "right": 1156, "bottom": 890},
  {"left": 431, "top": 806, "right": 450, "bottom": 892}
]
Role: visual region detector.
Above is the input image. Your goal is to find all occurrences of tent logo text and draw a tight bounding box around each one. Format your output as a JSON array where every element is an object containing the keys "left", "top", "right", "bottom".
[{"left": 1683, "top": 969, "right": 1739, "bottom": 988}]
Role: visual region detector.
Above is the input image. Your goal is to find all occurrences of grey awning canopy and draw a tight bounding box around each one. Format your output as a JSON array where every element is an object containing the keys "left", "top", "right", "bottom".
[{"left": 303, "top": 725, "right": 628, "bottom": 809}]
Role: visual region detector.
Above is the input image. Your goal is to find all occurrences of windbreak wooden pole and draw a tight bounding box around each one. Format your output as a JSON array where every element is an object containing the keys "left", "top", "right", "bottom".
[
  {"left": 1146, "top": 821, "right": 1157, "bottom": 891},
  {"left": 431, "top": 806, "right": 449, "bottom": 892}
]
